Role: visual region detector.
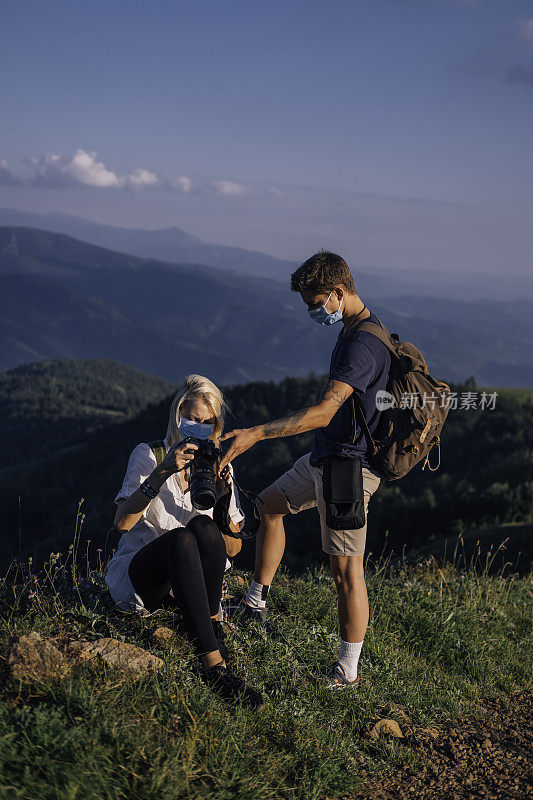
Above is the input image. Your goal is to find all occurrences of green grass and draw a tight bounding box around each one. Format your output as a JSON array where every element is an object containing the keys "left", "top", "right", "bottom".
[{"left": 0, "top": 540, "right": 531, "bottom": 800}]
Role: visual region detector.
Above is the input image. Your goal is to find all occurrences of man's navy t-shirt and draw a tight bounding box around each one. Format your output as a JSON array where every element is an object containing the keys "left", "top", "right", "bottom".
[{"left": 311, "top": 310, "right": 392, "bottom": 470}]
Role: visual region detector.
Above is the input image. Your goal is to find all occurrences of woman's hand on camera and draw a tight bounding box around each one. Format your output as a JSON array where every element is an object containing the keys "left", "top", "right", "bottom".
[{"left": 161, "top": 440, "right": 198, "bottom": 474}]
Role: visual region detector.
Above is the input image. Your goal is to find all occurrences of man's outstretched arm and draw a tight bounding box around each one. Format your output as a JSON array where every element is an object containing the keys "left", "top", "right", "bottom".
[{"left": 218, "top": 379, "right": 354, "bottom": 472}]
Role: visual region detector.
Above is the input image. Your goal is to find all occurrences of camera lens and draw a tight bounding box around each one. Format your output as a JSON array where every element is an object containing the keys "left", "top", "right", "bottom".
[
  {"left": 190, "top": 467, "right": 217, "bottom": 510},
  {"left": 188, "top": 438, "right": 219, "bottom": 510}
]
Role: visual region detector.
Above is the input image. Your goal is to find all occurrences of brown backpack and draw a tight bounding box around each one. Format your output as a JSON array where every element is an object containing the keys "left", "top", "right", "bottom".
[{"left": 348, "top": 316, "right": 452, "bottom": 482}]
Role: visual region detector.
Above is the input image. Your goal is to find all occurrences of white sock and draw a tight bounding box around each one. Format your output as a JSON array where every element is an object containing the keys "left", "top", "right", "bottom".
[
  {"left": 245, "top": 579, "right": 270, "bottom": 609},
  {"left": 338, "top": 639, "right": 363, "bottom": 681}
]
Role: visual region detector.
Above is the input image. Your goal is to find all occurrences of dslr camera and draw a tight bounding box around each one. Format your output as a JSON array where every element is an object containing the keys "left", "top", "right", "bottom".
[{"left": 183, "top": 437, "right": 221, "bottom": 510}]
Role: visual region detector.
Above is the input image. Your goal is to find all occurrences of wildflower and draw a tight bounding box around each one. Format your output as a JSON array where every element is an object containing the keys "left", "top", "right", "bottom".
[{"left": 29, "top": 590, "right": 37, "bottom": 599}]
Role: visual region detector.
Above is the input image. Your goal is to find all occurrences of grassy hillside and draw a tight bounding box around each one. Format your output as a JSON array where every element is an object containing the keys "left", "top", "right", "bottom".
[
  {"left": 0, "top": 548, "right": 530, "bottom": 800},
  {"left": 1, "top": 359, "right": 530, "bottom": 798}
]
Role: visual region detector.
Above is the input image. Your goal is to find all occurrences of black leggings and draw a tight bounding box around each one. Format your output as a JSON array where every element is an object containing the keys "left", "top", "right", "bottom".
[{"left": 128, "top": 516, "right": 227, "bottom": 656}]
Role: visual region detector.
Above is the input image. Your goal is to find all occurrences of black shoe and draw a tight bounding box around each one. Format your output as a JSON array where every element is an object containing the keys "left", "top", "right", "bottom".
[
  {"left": 202, "top": 663, "right": 265, "bottom": 709},
  {"left": 226, "top": 593, "right": 267, "bottom": 626},
  {"left": 212, "top": 619, "right": 230, "bottom": 663}
]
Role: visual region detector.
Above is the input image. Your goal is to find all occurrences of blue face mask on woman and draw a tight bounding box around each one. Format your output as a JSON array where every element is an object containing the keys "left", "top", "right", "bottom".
[
  {"left": 178, "top": 417, "right": 215, "bottom": 440},
  {"left": 308, "top": 289, "right": 344, "bottom": 326}
]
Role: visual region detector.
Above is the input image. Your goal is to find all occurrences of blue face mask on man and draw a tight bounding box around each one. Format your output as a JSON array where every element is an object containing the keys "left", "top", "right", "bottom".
[
  {"left": 308, "top": 289, "right": 344, "bottom": 326},
  {"left": 178, "top": 416, "right": 215, "bottom": 440}
]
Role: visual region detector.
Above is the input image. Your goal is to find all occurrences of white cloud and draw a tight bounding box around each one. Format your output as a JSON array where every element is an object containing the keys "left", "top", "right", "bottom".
[
  {"left": 518, "top": 19, "right": 533, "bottom": 44},
  {"left": 65, "top": 149, "right": 123, "bottom": 187},
  {"left": 27, "top": 149, "right": 160, "bottom": 189},
  {"left": 169, "top": 175, "right": 192, "bottom": 193},
  {"left": 210, "top": 180, "right": 247, "bottom": 197},
  {"left": 127, "top": 167, "right": 159, "bottom": 187},
  {"left": 5, "top": 150, "right": 253, "bottom": 198},
  {"left": 29, "top": 153, "right": 73, "bottom": 186}
]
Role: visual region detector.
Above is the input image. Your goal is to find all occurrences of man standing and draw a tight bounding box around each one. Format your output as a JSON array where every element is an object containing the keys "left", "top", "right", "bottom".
[{"left": 218, "top": 251, "right": 391, "bottom": 689}]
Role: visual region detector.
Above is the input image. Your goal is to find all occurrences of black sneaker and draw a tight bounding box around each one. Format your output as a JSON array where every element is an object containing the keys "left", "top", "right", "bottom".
[
  {"left": 202, "top": 663, "right": 265, "bottom": 709},
  {"left": 227, "top": 593, "right": 267, "bottom": 626},
  {"left": 212, "top": 619, "right": 230, "bottom": 663}
]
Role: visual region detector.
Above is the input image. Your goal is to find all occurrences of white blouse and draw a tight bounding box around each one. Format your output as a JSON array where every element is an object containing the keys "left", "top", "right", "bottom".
[{"left": 105, "top": 441, "right": 245, "bottom": 614}]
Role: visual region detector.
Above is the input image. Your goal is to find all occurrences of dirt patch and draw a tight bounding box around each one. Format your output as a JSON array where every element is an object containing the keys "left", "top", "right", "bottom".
[{"left": 356, "top": 688, "right": 532, "bottom": 800}]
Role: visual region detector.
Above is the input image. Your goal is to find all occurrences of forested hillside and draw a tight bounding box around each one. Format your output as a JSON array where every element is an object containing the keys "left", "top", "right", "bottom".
[
  {"left": 1, "top": 361, "right": 531, "bottom": 573},
  {"left": 1, "top": 360, "right": 173, "bottom": 469}
]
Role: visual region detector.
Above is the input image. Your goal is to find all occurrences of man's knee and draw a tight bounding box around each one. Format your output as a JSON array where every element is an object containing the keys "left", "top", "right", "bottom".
[{"left": 330, "top": 555, "right": 366, "bottom": 590}]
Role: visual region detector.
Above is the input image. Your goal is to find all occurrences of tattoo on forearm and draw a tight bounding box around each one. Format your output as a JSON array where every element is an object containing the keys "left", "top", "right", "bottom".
[
  {"left": 259, "top": 380, "right": 351, "bottom": 440},
  {"left": 261, "top": 409, "right": 311, "bottom": 439}
]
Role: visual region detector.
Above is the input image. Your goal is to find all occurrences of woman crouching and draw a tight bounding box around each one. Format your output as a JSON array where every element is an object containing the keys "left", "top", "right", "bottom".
[{"left": 105, "top": 374, "right": 263, "bottom": 708}]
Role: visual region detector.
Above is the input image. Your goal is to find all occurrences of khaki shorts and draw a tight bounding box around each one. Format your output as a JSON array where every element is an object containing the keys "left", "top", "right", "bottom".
[{"left": 264, "top": 452, "right": 382, "bottom": 557}]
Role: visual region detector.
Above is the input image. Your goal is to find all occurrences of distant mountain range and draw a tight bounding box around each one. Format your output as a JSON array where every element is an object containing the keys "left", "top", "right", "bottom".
[
  {"left": 2, "top": 207, "right": 532, "bottom": 302},
  {"left": 0, "top": 207, "right": 293, "bottom": 281},
  {"left": 1, "top": 225, "right": 532, "bottom": 387}
]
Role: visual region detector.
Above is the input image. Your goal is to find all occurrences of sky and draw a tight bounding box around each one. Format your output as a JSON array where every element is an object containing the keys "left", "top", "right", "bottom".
[{"left": 1, "top": 0, "right": 532, "bottom": 273}]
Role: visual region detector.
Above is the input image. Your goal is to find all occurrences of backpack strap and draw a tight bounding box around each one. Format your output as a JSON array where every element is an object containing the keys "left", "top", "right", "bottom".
[
  {"left": 352, "top": 394, "right": 378, "bottom": 456},
  {"left": 148, "top": 440, "right": 166, "bottom": 466},
  {"left": 344, "top": 315, "right": 398, "bottom": 458},
  {"left": 343, "top": 316, "right": 402, "bottom": 359},
  {"left": 343, "top": 314, "right": 402, "bottom": 459}
]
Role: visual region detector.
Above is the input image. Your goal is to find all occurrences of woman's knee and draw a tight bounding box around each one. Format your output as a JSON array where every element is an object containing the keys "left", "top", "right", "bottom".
[
  {"left": 168, "top": 526, "right": 197, "bottom": 555},
  {"left": 186, "top": 515, "right": 224, "bottom": 549}
]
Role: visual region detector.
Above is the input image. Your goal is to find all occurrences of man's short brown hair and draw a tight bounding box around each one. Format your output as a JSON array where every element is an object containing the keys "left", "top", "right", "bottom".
[{"left": 290, "top": 250, "right": 356, "bottom": 295}]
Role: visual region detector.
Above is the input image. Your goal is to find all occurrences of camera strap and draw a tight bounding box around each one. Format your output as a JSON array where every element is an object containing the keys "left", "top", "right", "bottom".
[{"left": 213, "top": 479, "right": 263, "bottom": 540}]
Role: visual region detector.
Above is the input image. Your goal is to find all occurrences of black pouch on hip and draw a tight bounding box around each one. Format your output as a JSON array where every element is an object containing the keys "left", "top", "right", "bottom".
[{"left": 322, "top": 455, "right": 365, "bottom": 530}]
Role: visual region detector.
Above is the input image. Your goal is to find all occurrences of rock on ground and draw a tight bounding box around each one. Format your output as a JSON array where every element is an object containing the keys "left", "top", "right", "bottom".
[
  {"left": 152, "top": 626, "right": 175, "bottom": 645},
  {"left": 67, "top": 638, "right": 163, "bottom": 674},
  {"left": 8, "top": 631, "right": 69, "bottom": 682},
  {"left": 7, "top": 631, "right": 164, "bottom": 681},
  {"left": 368, "top": 719, "right": 405, "bottom": 739}
]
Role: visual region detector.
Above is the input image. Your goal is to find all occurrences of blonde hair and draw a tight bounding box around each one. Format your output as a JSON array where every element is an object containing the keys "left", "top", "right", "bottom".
[{"left": 164, "top": 374, "right": 225, "bottom": 448}]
